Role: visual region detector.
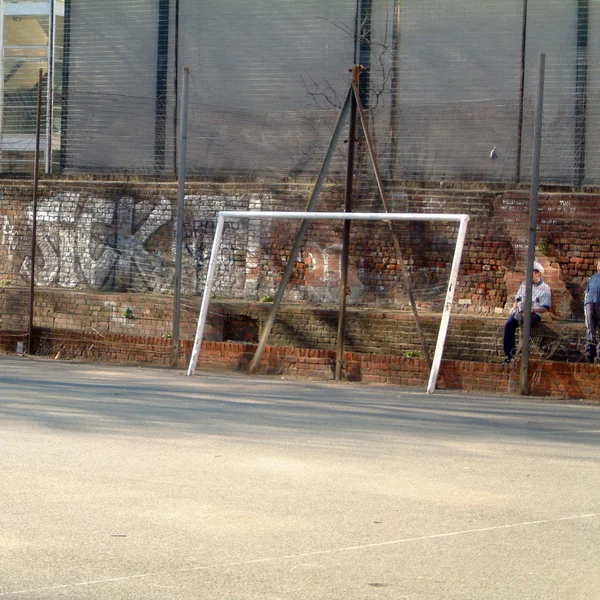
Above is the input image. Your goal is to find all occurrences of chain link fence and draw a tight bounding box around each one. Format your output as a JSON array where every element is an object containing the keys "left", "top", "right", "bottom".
[{"left": 2, "top": 0, "right": 599, "bottom": 185}]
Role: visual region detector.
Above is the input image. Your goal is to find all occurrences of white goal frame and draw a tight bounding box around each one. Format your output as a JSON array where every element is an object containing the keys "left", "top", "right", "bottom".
[{"left": 187, "top": 211, "right": 470, "bottom": 394}]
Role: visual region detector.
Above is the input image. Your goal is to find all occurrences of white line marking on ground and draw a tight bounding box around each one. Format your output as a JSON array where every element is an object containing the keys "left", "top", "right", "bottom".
[
  {"left": 2, "top": 513, "right": 597, "bottom": 596},
  {"left": 564, "top": 430, "right": 600, "bottom": 434}
]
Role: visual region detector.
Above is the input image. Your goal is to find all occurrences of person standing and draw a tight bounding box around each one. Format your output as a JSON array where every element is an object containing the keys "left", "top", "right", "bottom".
[
  {"left": 502, "top": 262, "right": 551, "bottom": 364},
  {"left": 584, "top": 260, "right": 600, "bottom": 363}
]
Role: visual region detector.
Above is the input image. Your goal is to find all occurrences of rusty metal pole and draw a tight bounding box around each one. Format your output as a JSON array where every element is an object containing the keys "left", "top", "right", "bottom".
[
  {"left": 335, "top": 66, "right": 360, "bottom": 380},
  {"left": 27, "top": 69, "right": 44, "bottom": 355}
]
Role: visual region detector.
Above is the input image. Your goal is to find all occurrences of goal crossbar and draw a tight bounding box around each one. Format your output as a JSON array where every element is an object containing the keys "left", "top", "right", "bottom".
[{"left": 187, "top": 211, "right": 470, "bottom": 394}]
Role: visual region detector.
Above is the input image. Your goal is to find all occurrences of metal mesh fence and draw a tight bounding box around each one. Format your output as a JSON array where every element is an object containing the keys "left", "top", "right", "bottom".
[
  {"left": 3, "top": 0, "right": 600, "bottom": 185},
  {"left": 1, "top": 5, "right": 52, "bottom": 174},
  {"left": 1, "top": 0, "right": 600, "bottom": 364}
]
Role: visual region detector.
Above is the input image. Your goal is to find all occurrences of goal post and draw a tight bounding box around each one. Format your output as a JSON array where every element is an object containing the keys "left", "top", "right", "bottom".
[{"left": 187, "top": 211, "right": 470, "bottom": 394}]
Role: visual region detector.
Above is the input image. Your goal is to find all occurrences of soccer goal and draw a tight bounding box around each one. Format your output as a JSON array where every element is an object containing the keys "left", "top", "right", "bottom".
[{"left": 187, "top": 211, "right": 469, "bottom": 394}]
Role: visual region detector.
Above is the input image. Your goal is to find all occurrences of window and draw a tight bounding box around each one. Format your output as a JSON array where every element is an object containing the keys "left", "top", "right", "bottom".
[{"left": 1, "top": 1, "right": 64, "bottom": 173}]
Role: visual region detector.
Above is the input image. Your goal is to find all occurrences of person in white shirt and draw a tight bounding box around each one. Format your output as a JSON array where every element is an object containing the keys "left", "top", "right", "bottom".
[{"left": 502, "top": 262, "right": 551, "bottom": 364}]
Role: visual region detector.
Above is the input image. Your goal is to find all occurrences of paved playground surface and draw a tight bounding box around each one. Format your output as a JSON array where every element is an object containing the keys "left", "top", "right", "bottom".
[{"left": 0, "top": 355, "right": 599, "bottom": 599}]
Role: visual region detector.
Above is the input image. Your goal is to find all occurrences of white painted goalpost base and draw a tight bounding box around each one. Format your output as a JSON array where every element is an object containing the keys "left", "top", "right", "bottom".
[{"left": 187, "top": 211, "right": 470, "bottom": 394}]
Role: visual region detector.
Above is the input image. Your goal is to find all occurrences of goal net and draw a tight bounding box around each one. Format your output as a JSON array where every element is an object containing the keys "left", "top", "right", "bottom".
[{"left": 187, "top": 211, "right": 469, "bottom": 394}]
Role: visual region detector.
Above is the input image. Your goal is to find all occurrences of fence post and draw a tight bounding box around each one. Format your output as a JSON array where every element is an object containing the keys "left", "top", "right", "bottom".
[
  {"left": 335, "top": 66, "right": 360, "bottom": 380},
  {"left": 575, "top": 0, "right": 589, "bottom": 186},
  {"left": 521, "top": 53, "right": 545, "bottom": 395},
  {"left": 171, "top": 66, "right": 190, "bottom": 367},
  {"left": 45, "top": 0, "right": 55, "bottom": 174},
  {"left": 28, "top": 69, "right": 44, "bottom": 355},
  {"left": 515, "top": 0, "right": 528, "bottom": 182}
]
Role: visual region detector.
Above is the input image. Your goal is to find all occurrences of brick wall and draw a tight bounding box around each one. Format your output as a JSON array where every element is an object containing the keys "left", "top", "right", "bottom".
[
  {"left": 0, "top": 287, "right": 507, "bottom": 361},
  {"left": 0, "top": 287, "right": 201, "bottom": 340},
  {"left": 191, "top": 342, "right": 600, "bottom": 401},
  {"left": 0, "top": 287, "right": 588, "bottom": 364},
  {"left": 1, "top": 178, "right": 598, "bottom": 399},
  {"left": 2, "top": 179, "right": 600, "bottom": 318},
  {"left": 3, "top": 329, "right": 596, "bottom": 401}
]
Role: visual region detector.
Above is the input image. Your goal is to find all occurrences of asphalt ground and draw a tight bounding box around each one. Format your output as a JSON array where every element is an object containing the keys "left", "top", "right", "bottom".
[{"left": 0, "top": 356, "right": 599, "bottom": 599}]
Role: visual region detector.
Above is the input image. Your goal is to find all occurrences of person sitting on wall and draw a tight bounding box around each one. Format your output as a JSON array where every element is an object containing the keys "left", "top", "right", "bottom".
[
  {"left": 584, "top": 260, "right": 600, "bottom": 364},
  {"left": 502, "top": 262, "right": 551, "bottom": 365}
]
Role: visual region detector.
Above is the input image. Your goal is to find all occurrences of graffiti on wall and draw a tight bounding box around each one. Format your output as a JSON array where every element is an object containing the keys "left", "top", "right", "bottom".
[
  {"left": 178, "top": 194, "right": 264, "bottom": 296},
  {"left": 9, "top": 193, "right": 173, "bottom": 290},
  {"left": 2, "top": 216, "right": 18, "bottom": 264},
  {"left": 1, "top": 190, "right": 392, "bottom": 304},
  {"left": 2, "top": 192, "right": 271, "bottom": 296}
]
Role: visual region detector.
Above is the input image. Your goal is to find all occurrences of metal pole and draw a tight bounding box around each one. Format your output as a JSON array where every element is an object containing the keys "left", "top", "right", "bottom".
[
  {"left": 171, "top": 66, "right": 190, "bottom": 367},
  {"left": 0, "top": 0, "right": 5, "bottom": 170},
  {"left": 427, "top": 215, "right": 469, "bottom": 393},
  {"left": 357, "top": 0, "right": 372, "bottom": 109},
  {"left": 388, "top": 0, "right": 402, "bottom": 180},
  {"left": 27, "top": 69, "right": 44, "bottom": 355},
  {"left": 515, "top": 0, "right": 528, "bottom": 182},
  {"left": 574, "top": 0, "right": 589, "bottom": 187},
  {"left": 155, "top": 0, "right": 170, "bottom": 173},
  {"left": 520, "top": 53, "right": 545, "bottom": 396},
  {"left": 187, "top": 213, "right": 226, "bottom": 376},
  {"left": 352, "top": 81, "right": 432, "bottom": 368},
  {"left": 249, "top": 87, "right": 352, "bottom": 372},
  {"left": 335, "top": 66, "right": 360, "bottom": 380},
  {"left": 59, "top": 0, "right": 72, "bottom": 173},
  {"left": 173, "top": 0, "right": 180, "bottom": 174},
  {"left": 45, "top": 0, "right": 55, "bottom": 174}
]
